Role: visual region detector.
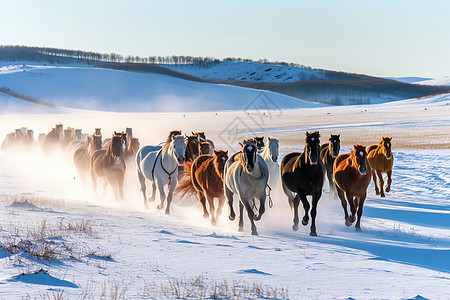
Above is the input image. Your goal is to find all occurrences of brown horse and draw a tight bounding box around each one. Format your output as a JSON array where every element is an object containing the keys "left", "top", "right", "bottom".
[
  {"left": 199, "top": 141, "right": 210, "bottom": 155},
  {"left": 333, "top": 144, "right": 371, "bottom": 231},
  {"left": 320, "top": 134, "right": 341, "bottom": 195},
  {"left": 367, "top": 136, "right": 394, "bottom": 197},
  {"left": 176, "top": 150, "right": 229, "bottom": 225},
  {"left": 185, "top": 134, "right": 200, "bottom": 162},
  {"left": 91, "top": 133, "right": 126, "bottom": 201},
  {"left": 125, "top": 137, "right": 140, "bottom": 161}
]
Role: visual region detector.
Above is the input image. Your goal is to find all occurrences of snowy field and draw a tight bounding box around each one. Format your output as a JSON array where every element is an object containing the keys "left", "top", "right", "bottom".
[{"left": 1, "top": 62, "right": 450, "bottom": 299}]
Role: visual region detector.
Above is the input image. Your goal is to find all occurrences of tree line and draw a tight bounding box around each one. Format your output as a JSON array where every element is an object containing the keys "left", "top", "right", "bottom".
[{"left": 0, "top": 45, "right": 313, "bottom": 69}]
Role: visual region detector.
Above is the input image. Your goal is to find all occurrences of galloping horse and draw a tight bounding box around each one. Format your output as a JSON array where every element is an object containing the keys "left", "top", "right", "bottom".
[
  {"left": 194, "top": 131, "right": 215, "bottom": 154},
  {"left": 253, "top": 137, "right": 265, "bottom": 153},
  {"left": 367, "top": 136, "right": 394, "bottom": 197},
  {"left": 185, "top": 134, "right": 200, "bottom": 162},
  {"left": 224, "top": 140, "right": 269, "bottom": 235},
  {"left": 74, "top": 134, "right": 102, "bottom": 181},
  {"left": 333, "top": 144, "right": 371, "bottom": 231},
  {"left": 281, "top": 131, "right": 323, "bottom": 236},
  {"left": 176, "top": 150, "right": 229, "bottom": 225},
  {"left": 320, "top": 134, "right": 341, "bottom": 195},
  {"left": 199, "top": 141, "right": 211, "bottom": 155},
  {"left": 261, "top": 137, "right": 280, "bottom": 189},
  {"left": 91, "top": 133, "right": 127, "bottom": 201},
  {"left": 125, "top": 137, "right": 140, "bottom": 162},
  {"left": 136, "top": 133, "right": 185, "bottom": 213}
]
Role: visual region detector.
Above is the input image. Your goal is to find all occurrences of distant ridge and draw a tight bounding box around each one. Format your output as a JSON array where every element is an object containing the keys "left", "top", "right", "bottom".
[{"left": 0, "top": 87, "right": 56, "bottom": 108}]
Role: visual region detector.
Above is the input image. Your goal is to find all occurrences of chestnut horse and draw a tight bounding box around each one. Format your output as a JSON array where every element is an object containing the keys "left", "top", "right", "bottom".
[
  {"left": 193, "top": 131, "right": 215, "bottom": 154},
  {"left": 125, "top": 137, "right": 140, "bottom": 162},
  {"left": 320, "top": 134, "right": 341, "bottom": 196},
  {"left": 281, "top": 131, "right": 323, "bottom": 236},
  {"left": 91, "top": 133, "right": 126, "bottom": 201},
  {"left": 333, "top": 144, "right": 371, "bottom": 231},
  {"left": 176, "top": 150, "right": 229, "bottom": 225},
  {"left": 367, "top": 136, "right": 394, "bottom": 197},
  {"left": 185, "top": 134, "right": 200, "bottom": 162}
]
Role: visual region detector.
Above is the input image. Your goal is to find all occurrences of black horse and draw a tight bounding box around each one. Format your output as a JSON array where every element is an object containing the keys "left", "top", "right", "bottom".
[
  {"left": 280, "top": 131, "right": 324, "bottom": 236},
  {"left": 320, "top": 134, "right": 340, "bottom": 195}
]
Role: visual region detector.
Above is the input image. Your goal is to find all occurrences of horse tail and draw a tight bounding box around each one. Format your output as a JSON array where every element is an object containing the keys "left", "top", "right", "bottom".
[{"left": 174, "top": 161, "right": 196, "bottom": 199}]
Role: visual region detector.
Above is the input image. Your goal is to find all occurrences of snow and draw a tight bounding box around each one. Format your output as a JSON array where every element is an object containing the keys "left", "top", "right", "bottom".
[
  {"left": 0, "top": 62, "right": 324, "bottom": 113},
  {"left": 0, "top": 61, "right": 449, "bottom": 299},
  {"left": 414, "top": 76, "right": 450, "bottom": 86},
  {"left": 162, "top": 61, "right": 328, "bottom": 83}
]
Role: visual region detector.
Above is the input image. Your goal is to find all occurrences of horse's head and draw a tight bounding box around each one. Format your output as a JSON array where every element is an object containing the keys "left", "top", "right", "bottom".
[
  {"left": 353, "top": 144, "right": 369, "bottom": 175},
  {"left": 126, "top": 127, "right": 133, "bottom": 138},
  {"left": 267, "top": 137, "right": 279, "bottom": 162},
  {"left": 172, "top": 134, "right": 186, "bottom": 165},
  {"left": 254, "top": 137, "right": 265, "bottom": 151},
  {"left": 110, "top": 134, "right": 124, "bottom": 164},
  {"left": 213, "top": 150, "right": 228, "bottom": 177},
  {"left": 94, "top": 128, "right": 102, "bottom": 136},
  {"left": 305, "top": 131, "right": 321, "bottom": 165},
  {"left": 91, "top": 135, "right": 103, "bottom": 151},
  {"left": 114, "top": 131, "right": 127, "bottom": 152},
  {"left": 329, "top": 134, "right": 341, "bottom": 158},
  {"left": 194, "top": 131, "right": 207, "bottom": 142},
  {"left": 241, "top": 139, "right": 258, "bottom": 172},
  {"left": 166, "top": 130, "right": 182, "bottom": 147},
  {"left": 200, "top": 141, "right": 211, "bottom": 155},
  {"left": 380, "top": 136, "right": 393, "bottom": 159},
  {"left": 74, "top": 129, "right": 82, "bottom": 140},
  {"left": 185, "top": 135, "right": 200, "bottom": 160}
]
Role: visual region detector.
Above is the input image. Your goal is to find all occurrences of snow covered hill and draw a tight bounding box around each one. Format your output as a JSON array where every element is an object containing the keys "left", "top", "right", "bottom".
[
  {"left": 0, "top": 62, "right": 324, "bottom": 112},
  {"left": 415, "top": 76, "right": 450, "bottom": 86}
]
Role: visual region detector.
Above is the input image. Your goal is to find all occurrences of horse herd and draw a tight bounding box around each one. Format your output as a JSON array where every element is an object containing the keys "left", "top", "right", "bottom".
[{"left": 1, "top": 125, "right": 394, "bottom": 236}]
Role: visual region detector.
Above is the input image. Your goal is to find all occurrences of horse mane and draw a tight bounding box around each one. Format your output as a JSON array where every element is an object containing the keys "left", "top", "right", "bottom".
[{"left": 164, "top": 130, "right": 182, "bottom": 147}]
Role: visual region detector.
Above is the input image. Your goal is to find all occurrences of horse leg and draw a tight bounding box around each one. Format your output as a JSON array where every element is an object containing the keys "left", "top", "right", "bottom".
[
  {"left": 346, "top": 191, "right": 357, "bottom": 224},
  {"left": 327, "top": 169, "right": 336, "bottom": 197},
  {"left": 386, "top": 169, "right": 392, "bottom": 193},
  {"left": 91, "top": 168, "right": 98, "bottom": 197},
  {"left": 372, "top": 169, "right": 380, "bottom": 195},
  {"left": 216, "top": 195, "right": 226, "bottom": 220},
  {"left": 309, "top": 191, "right": 321, "bottom": 236},
  {"left": 355, "top": 193, "right": 367, "bottom": 231},
  {"left": 243, "top": 200, "right": 258, "bottom": 236},
  {"left": 377, "top": 170, "right": 385, "bottom": 197},
  {"left": 150, "top": 181, "right": 157, "bottom": 202},
  {"left": 157, "top": 182, "right": 166, "bottom": 210},
  {"left": 225, "top": 186, "right": 235, "bottom": 221},
  {"left": 337, "top": 187, "right": 350, "bottom": 226},
  {"left": 164, "top": 181, "right": 176, "bottom": 215},
  {"left": 282, "top": 182, "right": 295, "bottom": 209},
  {"left": 206, "top": 194, "right": 216, "bottom": 226},
  {"left": 254, "top": 192, "right": 266, "bottom": 221},
  {"left": 137, "top": 169, "right": 148, "bottom": 208},
  {"left": 298, "top": 191, "right": 310, "bottom": 227},
  {"left": 238, "top": 200, "right": 245, "bottom": 232},
  {"left": 291, "top": 194, "right": 301, "bottom": 231},
  {"left": 198, "top": 190, "right": 209, "bottom": 219},
  {"left": 118, "top": 175, "right": 125, "bottom": 201}
]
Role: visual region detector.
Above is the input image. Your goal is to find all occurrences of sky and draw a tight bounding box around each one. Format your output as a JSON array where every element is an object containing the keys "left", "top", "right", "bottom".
[{"left": 1, "top": 0, "right": 449, "bottom": 78}]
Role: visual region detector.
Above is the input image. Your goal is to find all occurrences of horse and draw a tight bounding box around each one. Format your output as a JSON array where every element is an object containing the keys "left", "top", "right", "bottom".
[
  {"left": 261, "top": 137, "right": 280, "bottom": 189},
  {"left": 333, "top": 144, "right": 372, "bottom": 231},
  {"left": 185, "top": 134, "right": 200, "bottom": 162},
  {"left": 175, "top": 150, "right": 229, "bottom": 225},
  {"left": 320, "top": 134, "right": 341, "bottom": 196},
  {"left": 367, "top": 136, "right": 394, "bottom": 197},
  {"left": 199, "top": 141, "right": 211, "bottom": 155},
  {"left": 136, "top": 133, "right": 185, "bottom": 212},
  {"left": 125, "top": 137, "right": 140, "bottom": 162},
  {"left": 224, "top": 140, "right": 269, "bottom": 235},
  {"left": 280, "top": 131, "right": 323, "bottom": 236},
  {"left": 125, "top": 127, "right": 133, "bottom": 149},
  {"left": 42, "top": 125, "right": 63, "bottom": 153},
  {"left": 74, "top": 135, "right": 102, "bottom": 182},
  {"left": 194, "top": 131, "right": 215, "bottom": 154},
  {"left": 254, "top": 136, "right": 265, "bottom": 153},
  {"left": 91, "top": 133, "right": 126, "bottom": 202},
  {"left": 61, "top": 128, "right": 75, "bottom": 149}
]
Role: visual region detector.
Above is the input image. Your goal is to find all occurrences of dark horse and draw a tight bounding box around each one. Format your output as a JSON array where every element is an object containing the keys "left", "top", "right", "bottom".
[
  {"left": 91, "top": 132, "right": 126, "bottom": 201},
  {"left": 320, "top": 134, "right": 340, "bottom": 195},
  {"left": 175, "top": 150, "right": 229, "bottom": 225},
  {"left": 281, "top": 131, "right": 323, "bottom": 236},
  {"left": 333, "top": 144, "right": 371, "bottom": 231},
  {"left": 185, "top": 134, "right": 200, "bottom": 162},
  {"left": 367, "top": 136, "right": 394, "bottom": 197}
]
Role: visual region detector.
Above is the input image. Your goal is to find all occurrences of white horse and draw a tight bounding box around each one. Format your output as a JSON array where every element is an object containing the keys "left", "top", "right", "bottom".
[
  {"left": 224, "top": 140, "right": 269, "bottom": 236},
  {"left": 261, "top": 137, "right": 280, "bottom": 190},
  {"left": 136, "top": 134, "right": 185, "bottom": 214}
]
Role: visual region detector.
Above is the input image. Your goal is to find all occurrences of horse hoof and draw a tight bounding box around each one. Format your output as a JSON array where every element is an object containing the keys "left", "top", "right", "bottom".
[
  {"left": 238, "top": 227, "right": 244, "bottom": 232},
  {"left": 211, "top": 220, "right": 217, "bottom": 226},
  {"left": 355, "top": 226, "right": 362, "bottom": 232},
  {"left": 292, "top": 224, "right": 299, "bottom": 231},
  {"left": 253, "top": 214, "right": 261, "bottom": 221},
  {"left": 386, "top": 187, "right": 390, "bottom": 193},
  {"left": 203, "top": 213, "right": 209, "bottom": 219},
  {"left": 302, "top": 218, "right": 309, "bottom": 226},
  {"left": 375, "top": 190, "right": 380, "bottom": 195},
  {"left": 381, "top": 193, "right": 386, "bottom": 198},
  {"left": 251, "top": 231, "right": 258, "bottom": 236},
  {"left": 310, "top": 231, "right": 317, "bottom": 236},
  {"left": 157, "top": 205, "right": 163, "bottom": 210},
  {"left": 229, "top": 215, "right": 235, "bottom": 221},
  {"left": 165, "top": 210, "right": 170, "bottom": 215},
  {"left": 345, "top": 219, "right": 352, "bottom": 227}
]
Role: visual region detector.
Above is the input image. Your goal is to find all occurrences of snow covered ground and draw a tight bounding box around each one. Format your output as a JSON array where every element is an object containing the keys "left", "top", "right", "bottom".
[{"left": 0, "top": 61, "right": 450, "bottom": 299}]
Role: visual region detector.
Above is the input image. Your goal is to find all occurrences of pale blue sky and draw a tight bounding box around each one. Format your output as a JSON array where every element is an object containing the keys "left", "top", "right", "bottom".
[{"left": 1, "top": 0, "right": 449, "bottom": 78}]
